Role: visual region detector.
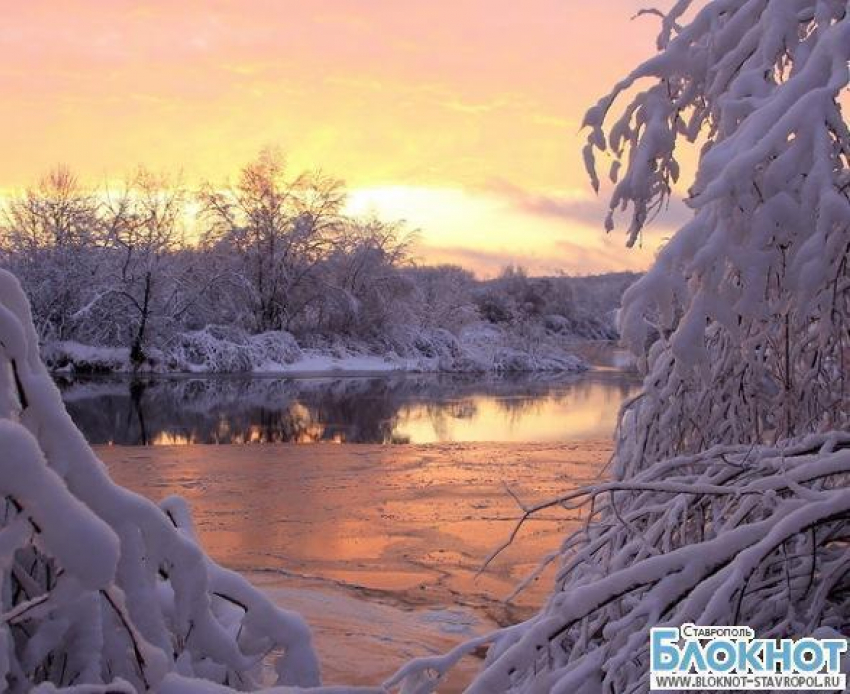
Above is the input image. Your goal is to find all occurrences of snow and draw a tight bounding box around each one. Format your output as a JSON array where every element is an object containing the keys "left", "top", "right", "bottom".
[
  {"left": 42, "top": 341, "right": 131, "bottom": 375},
  {"left": 44, "top": 324, "right": 589, "bottom": 376},
  {"left": 430, "top": 1, "right": 850, "bottom": 690},
  {"left": 6, "top": 0, "right": 850, "bottom": 690},
  {"left": 3, "top": 158, "right": 632, "bottom": 381},
  {"left": 582, "top": 0, "right": 850, "bottom": 475},
  {"left": 264, "top": 351, "right": 402, "bottom": 375},
  {"left": 0, "top": 419, "right": 119, "bottom": 591},
  {"left": 0, "top": 270, "right": 321, "bottom": 691}
]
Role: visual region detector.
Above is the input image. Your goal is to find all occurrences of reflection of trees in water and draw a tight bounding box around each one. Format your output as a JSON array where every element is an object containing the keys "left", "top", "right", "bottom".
[
  {"left": 413, "top": 399, "right": 480, "bottom": 442},
  {"left": 565, "top": 340, "right": 637, "bottom": 371},
  {"left": 56, "top": 371, "right": 640, "bottom": 445},
  {"left": 59, "top": 377, "right": 403, "bottom": 444},
  {"left": 489, "top": 376, "right": 636, "bottom": 423}
]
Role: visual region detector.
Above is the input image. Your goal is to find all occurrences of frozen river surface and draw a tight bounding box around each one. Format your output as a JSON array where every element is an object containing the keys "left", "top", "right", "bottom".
[{"left": 98, "top": 440, "right": 614, "bottom": 690}]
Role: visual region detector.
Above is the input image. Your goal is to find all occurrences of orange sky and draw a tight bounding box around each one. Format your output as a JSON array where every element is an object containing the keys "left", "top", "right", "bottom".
[{"left": 1, "top": 1, "right": 688, "bottom": 276}]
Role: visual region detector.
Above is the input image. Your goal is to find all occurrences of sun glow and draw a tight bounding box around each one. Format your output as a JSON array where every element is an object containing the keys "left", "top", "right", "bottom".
[
  {"left": 346, "top": 184, "right": 663, "bottom": 277},
  {"left": 0, "top": 0, "right": 668, "bottom": 274}
]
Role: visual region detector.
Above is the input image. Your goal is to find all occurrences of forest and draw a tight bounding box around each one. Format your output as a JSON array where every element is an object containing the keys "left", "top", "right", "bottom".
[{"left": 0, "top": 155, "right": 635, "bottom": 374}]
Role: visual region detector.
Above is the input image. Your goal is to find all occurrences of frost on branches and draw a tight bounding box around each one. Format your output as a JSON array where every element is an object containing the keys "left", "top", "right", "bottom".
[
  {"left": 0, "top": 269, "right": 319, "bottom": 691},
  {"left": 582, "top": 0, "right": 850, "bottom": 477},
  {"left": 442, "top": 1, "right": 850, "bottom": 692}
]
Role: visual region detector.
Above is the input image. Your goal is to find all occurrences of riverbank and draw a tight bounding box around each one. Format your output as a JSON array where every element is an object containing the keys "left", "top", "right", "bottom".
[
  {"left": 45, "top": 324, "right": 590, "bottom": 376},
  {"left": 97, "top": 440, "right": 613, "bottom": 690}
]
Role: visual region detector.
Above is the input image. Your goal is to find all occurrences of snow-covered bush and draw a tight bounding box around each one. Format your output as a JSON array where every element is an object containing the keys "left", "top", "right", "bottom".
[
  {"left": 246, "top": 332, "right": 303, "bottom": 370},
  {"left": 474, "top": 269, "right": 636, "bottom": 341},
  {"left": 0, "top": 270, "right": 319, "bottom": 691},
  {"left": 166, "top": 328, "right": 253, "bottom": 372},
  {"left": 165, "top": 327, "right": 302, "bottom": 373},
  {"left": 457, "top": 324, "right": 587, "bottom": 373},
  {"left": 376, "top": 324, "right": 588, "bottom": 373}
]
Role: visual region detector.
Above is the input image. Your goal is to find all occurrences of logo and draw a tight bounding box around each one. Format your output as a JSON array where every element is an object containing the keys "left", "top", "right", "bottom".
[{"left": 649, "top": 624, "right": 847, "bottom": 691}]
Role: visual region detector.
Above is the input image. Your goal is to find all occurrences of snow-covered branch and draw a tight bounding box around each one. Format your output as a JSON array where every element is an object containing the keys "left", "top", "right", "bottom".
[
  {"left": 0, "top": 270, "right": 320, "bottom": 691},
  {"left": 584, "top": 0, "right": 850, "bottom": 474},
  {"left": 389, "top": 434, "right": 850, "bottom": 693}
]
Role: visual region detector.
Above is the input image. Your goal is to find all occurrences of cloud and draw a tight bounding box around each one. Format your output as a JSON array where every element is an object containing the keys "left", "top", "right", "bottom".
[
  {"left": 440, "top": 95, "right": 525, "bottom": 115},
  {"left": 486, "top": 179, "right": 693, "bottom": 237},
  {"left": 416, "top": 238, "right": 652, "bottom": 279},
  {"left": 348, "top": 184, "right": 661, "bottom": 278}
]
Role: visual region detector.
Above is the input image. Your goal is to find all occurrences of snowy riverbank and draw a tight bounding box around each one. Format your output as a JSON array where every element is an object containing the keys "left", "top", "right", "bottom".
[{"left": 45, "top": 323, "right": 589, "bottom": 376}]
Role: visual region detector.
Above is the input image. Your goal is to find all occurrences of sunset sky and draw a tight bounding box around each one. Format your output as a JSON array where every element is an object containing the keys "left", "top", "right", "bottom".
[{"left": 2, "top": 1, "right": 689, "bottom": 276}]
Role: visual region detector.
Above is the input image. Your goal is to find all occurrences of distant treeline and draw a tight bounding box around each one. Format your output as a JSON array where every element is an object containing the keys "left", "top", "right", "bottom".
[{"left": 0, "top": 149, "right": 638, "bottom": 371}]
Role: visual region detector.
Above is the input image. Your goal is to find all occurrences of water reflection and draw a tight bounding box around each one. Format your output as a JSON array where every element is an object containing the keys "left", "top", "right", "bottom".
[{"left": 56, "top": 371, "right": 640, "bottom": 445}]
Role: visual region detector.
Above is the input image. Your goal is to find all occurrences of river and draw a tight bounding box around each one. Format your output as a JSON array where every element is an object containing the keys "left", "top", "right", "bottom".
[{"left": 59, "top": 345, "right": 640, "bottom": 691}]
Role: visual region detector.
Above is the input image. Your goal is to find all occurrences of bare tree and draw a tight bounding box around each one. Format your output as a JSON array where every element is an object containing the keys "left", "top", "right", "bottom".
[
  {"left": 99, "top": 169, "right": 188, "bottom": 365},
  {"left": 199, "top": 148, "right": 346, "bottom": 332},
  {"left": 318, "top": 217, "right": 416, "bottom": 335},
  {"left": 0, "top": 166, "right": 101, "bottom": 340}
]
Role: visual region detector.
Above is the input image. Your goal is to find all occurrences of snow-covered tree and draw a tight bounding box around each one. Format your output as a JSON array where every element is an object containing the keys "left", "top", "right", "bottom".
[
  {"left": 313, "top": 217, "right": 416, "bottom": 337},
  {"left": 580, "top": 0, "right": 850, "bottom": 476},
  {"left": 0, "top": 167, "right": 102, "bottom": 342},
  {"left": 406, "top": 265, "right": 478, "bottom": 334},
  {"left": 199, "top": 148, "right": 346, "bottom": 334},
  {"left": 383, "top": 3, "right": 850, "bottom": 692},
  {"left": 0, "top": 270, "right": 320, "bottom": 691},
  {"left": 84, "top": 170, "right": 190, "bottom": 365},
  {"left": 9, "top": 1, "right": 850, "bottom": 690}
]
